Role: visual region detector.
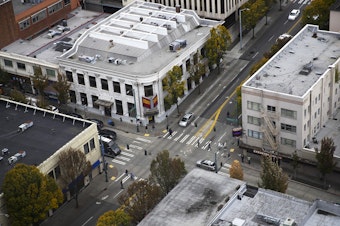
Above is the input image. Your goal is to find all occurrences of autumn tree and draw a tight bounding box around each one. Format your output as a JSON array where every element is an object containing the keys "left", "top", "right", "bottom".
[
  {"left": 259, "top": 155, "right": 288, "bottom": 193},
  {"left": 229, "top": 160, "right": 244, "bottom": 180},
  {"left": 149, "top": 150, "right": 187, "bottom": 195},
  {"left": 242, "top": 0, "right": 267, "bottom": 39},
  {"left": 53, "top": 72, "right": 71, "bottom": 105},
  {"left": 32, "top": 66, "right": 49, "bottom": 96},
  {"left": 3, "top": 164, "right": 63, "bottom": 226},
  {"left": 302, "top": 0, "right": 335, "bottom": 30},
  {"left": 118, "top": 180, "right": 163, "bottom": 224},
  {"left": 162, "top": 66, "right": 185, "bottom": 115},
  {"left": 189, "top": 51, "right": 206, "bottom": 94},
  {"left": 315, "top": 137, "right": 337, "bottom": 187},
  {"left": 10, "top": 89, "right": 27, "bottom": 103},
  {"left": 58, "top": 148, "right": 92, "bottom": 208},
  {"left": 96, "top": 209, "right": 131, "bottom": 226},
  {"left": 205, "top": 25, "right": 231, "bottom": 71}
]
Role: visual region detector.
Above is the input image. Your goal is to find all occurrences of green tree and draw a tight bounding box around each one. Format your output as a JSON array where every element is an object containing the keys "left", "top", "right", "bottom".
[
  {"left": 229, "top": 160, "right": 244, "bottom": 180},
  {"left": 189, "top": 52, "right": 206, "bottom": 94},
  {"left": 302, "top": 0, "right": 335, "bottom": 30},
  {"left": 249, "top": 57, "right": 268, "bottom": 76},
  {"left": 10, "top": 89, "right": 27, "bottom": 103},
  {"left": 3, "top": 164, "right": 63, "bottom": 226},
  {"left": 315, "top": 137, "right": 337, "bottom": 187},
  {"left": 291, "top": 151, "right": 300, "bottom": 179},
  {"left": 32, "top": 66, "right": 49, "bottom": 96},
  {"left": 53, "top": 72, "right": 70, "bottom": 105},
  {"left": 259, "top": 155, "right": 288, "bottom": 193},
  {"left": 96, "top": 209, "right": 131, "bottom": 226},
  {"left": 149, "top": 150, "right": 187, "bottom": 195},
  {"left": 58, "top": 148, "right": 92, "bottom": 208},
  {"left": 118, "top": 180, "right": 163, "bottom": 224},
  {"left": 243, "top": 0, "right": 268, "bottom": 39},
  {"left": 162, "top": 66, "right": 185, "bottom": 115},
  {"left": 205, "top": 25, "right": 231, "bottom": 71}
]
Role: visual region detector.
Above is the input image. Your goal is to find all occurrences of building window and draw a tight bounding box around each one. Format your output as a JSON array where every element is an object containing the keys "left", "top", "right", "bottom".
[
  {"left": 64, "top": 0, "right": 71, "bottom": 5},
  {"left": 101, "top": 79, "right": 108, "bottom": 90},
  {"left": 304, "top": 109, "right": 306, "bottom": 117},
  {"left": 55, "top": 165, "right": 61, "bottom": 179},
  {"left": 281, "top": 108, "right": 297, "bottom": 119},
  {"left": 89, "top": 76, "right": 97, "bottom": 88},
  {"left": 80, "top": 93, "right": 87, "bottom": 105},
  {"left": 77, "top": 73, "right": 85, "bottom": 85},
  {"left": 66, "top": 71, "right": 73, "bottom": 82},
  {"left": 31, "top": 9, "right": 46, "bottom": 24},
  {"left": 144, "top": 85, "right": 153, "bottom": 97},
  {"left": 84, "top": 143, "right": 89, "bottom": 154},
  {"left": 247, "top": 116, "right": 261, "bottom": 126},
  {"left": 304, "top": 124, "right": 306, "bottom": 131},
  {"left": 116, "top": 100, "right": 123, "bottom": 115},
  {"left": 48, "top": 1, "right": 63, "bottom": 15},
  {"left": 267, "top": 105, "right": 276, "bottom": 112},
  {"left": 247, "top": 101, "right": 261, "bottom": 111},
  {"left": 92, "top": 95, "right": 99, "bottom": 109},
  {"left": 248, "top": 129, "right": 262, "bottom": 139},
  {"left": 90, "top": 138, "right": 95, "bottom": 150},
  {"left": 281, "top": 123, "right": 296, "bottom": 133},
  {"left": 186, "top": 59, "right": 190, "bottom": 71},
  {"left": 113, "top": 81, "right": 121, "bottom": 93},
  {"left": 69, "top": 90, "right": 76, "bottom": 103},
  {"left": 4, "top": 59, "right": 13, "bottom": 67},
  {"left": 46, "top": 69, "right": 55, "bottom": 77},
  {"left": 128, "top": 102, "right": 136, "bottom": 117},
  {"left": 281, "top": 137, "right": 296, "bottom": 147},
  {"left": 19, "top": 18, "right": 30, "bottom": 30},
  {"left": 126, "top": 84, "right": 133, "bottom": 96},
  {"left": 17, "top": 62, "right": 26, "bottom": 70}
]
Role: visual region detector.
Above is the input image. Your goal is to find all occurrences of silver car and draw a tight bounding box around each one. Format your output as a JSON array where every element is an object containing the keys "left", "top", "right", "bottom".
[
  {"left": 196, "top": 160, "right": 216, "bottom": 171},
  {"left": 179, "top": 112, "right": 194, "bottom": 127}
]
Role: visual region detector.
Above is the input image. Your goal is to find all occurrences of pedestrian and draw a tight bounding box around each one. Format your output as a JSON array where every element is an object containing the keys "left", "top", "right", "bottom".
[
  {"left": 197, "top": 139, "right": 200, "bottom": 147},
  {"left": 120, "top": 180, "right": 124, "bottom": 189},
  {"left": 208, "top": 143, "right": 211, "bottom": 150},
  {"left": 130, "top": 173, "right": 134, "bottom": 180},
  {"left": 125, "top": 169, "right": 128, "bottom": 175},
  {"left": 144, "top": 149, "right": 147, "bottom": 155},
  {"left": 241, "top": 154, "right": 244, "bottom": 163}
]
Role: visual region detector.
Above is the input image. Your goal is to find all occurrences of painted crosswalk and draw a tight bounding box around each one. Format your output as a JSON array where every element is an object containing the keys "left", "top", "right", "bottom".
[
  {"left": 218, "top": 163, "right": 232, "bottom": 177},
  {"left": 163, "top": 130, "right": 211, "bottom": 149}
]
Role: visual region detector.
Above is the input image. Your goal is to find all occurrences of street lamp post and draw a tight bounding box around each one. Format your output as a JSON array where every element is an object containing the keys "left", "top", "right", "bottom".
[
  {"left": 166, "top": 114, "right": 169, "bottom": 130},
  {"left": 128, "top": 89, "right": 139, "bottom": 132},
  {"left": 239, "top": 8, "right": 249, "bottom": 51}
]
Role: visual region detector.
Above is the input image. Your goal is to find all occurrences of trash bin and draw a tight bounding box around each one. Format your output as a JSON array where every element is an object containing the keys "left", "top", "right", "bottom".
[{"left": 108, "top": 119, "right": 114, "bottom": 126}]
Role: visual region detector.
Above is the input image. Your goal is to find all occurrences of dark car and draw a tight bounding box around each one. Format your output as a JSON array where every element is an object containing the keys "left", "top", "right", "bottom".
[
  {"left": 87, "top": 118, "right": 104, "bottom": 129},
  {"left": 67, "top": 113, "right": 83, "bottom": 119},
  {"left": 99, "top": 129, "right": 117, "bottom": 141}
]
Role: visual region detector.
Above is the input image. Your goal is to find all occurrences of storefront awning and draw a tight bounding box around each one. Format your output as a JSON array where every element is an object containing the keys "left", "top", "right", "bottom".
[
  {"left": 95, "top": 99, "right": 113, "bottom": 108},
  {"left": 144, "top": 108, "right": 159, "bottom": 116}
]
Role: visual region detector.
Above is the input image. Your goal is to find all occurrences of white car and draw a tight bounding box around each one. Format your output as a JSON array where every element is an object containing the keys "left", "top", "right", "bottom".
[
  {"left": 196, "top": 160, "right": 216, "bottom": 171},
  {"left": 179, "top": 112, "right": 194, "bottom": 127},
  {"left": 288, "top": 9, "right": 300, "bottom": 21}
]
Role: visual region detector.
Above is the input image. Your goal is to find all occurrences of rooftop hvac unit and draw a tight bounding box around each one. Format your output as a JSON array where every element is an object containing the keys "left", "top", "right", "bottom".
[
  {"left": 79, "top": 55, "right": 94, "bottom": 63},
  {"left": 108, "top": 57, "right": 115, "bottom": 63},
  {"left": 114, "top": 59, "right": 122, "bottom": 65},
  {"left": 282, "top": 218, "right": 296, "bottom": 226}
]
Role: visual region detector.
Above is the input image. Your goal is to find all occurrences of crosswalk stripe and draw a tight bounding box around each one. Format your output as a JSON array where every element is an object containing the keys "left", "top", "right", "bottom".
[
  {"left": 202, "top": 140, "right": 212, "bottom": 150},
  {"left": 129, "top": 144, "right": 143, "bottom": 150},
  {"left": 224, "top": 163, "right": 232, "bottom": 168},
  {"left": 180, "top": 134, "right": 190, "bottom": 143},
  {"left": 116, "top": 156, "right": 130, "bottom": 161},
  {"left": 112, "top": 159, "right": 126, "bottom": 165},
  {"left": 136, "top": 137, "right": 151, "bottom": 143},
  {"left": 163, "top": 132, "right": 169, "bottom": 138},
  {"left": 194, "top": 137, "right": 204, "bottom": 147},
  {"left": 167, "top": 131, "right": 177, "bottom": 139},
  {"left": 186, "top": 136, "right": 197, "bottom": 145},
  {"left": 218, "top": 171, "right": 230, "bottom": 177},
  {"left": 121, "top": 152, "right": 134, "bottom": 157},
  {"left": 174, "top": 132, "right": 184, "bottom": 141}
]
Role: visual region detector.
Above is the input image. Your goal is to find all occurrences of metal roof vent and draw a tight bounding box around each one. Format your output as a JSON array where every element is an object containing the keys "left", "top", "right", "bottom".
[{"left": 299, "top": 61, "right": 313, "bottom": 75}]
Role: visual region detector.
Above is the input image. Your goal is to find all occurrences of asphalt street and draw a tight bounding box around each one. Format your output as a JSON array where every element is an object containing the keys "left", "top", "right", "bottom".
[{"left": 42, "top": 2, "right": 340, "bottom": 226}]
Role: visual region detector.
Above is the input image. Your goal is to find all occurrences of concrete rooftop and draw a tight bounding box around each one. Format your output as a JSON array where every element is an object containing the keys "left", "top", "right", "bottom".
[{"left": 245, "top": 25, "right": 340, "bottom": 97}]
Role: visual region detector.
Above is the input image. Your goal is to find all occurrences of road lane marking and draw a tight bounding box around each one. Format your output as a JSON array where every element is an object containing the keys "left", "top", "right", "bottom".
[
  {"left": 174, "top": 132, "right": 184, "bottom": 141},
  {"left": 136, "top": 137, "right": 151, "bottom": 143},
  {"left": 112, "top": 159, "right": 126, "bottom": 165},
  {"left": 180, "top": 134, "right": 190, "bottom": 143},
  {"left": 81, "top": 216, "right": 94, "bottom": 226}
]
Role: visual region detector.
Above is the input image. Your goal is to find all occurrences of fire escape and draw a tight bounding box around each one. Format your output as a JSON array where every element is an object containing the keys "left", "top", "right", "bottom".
[{"left": 261, "top": 110, "right": 279, "bottom": 152}]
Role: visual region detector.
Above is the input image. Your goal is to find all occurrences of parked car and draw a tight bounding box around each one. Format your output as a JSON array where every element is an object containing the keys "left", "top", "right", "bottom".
[
  {"left": 47, "top": 105, "right": 59, "bottom": 113},
  {"left": 99, "top": 129, "right": 117, "bottom": 141},
  {"left": 100, "top": 136, "right": 121, "bottom": 157},
  {"left": 87, "top": 118, "right": 104, "bottom": 129},
  {"left": 56, "top": 25, "right": 70, "bottom": 32},
  {"left": 47, "top": 30, "right": 62, "bottom": 39},
  {"left": 288, "top": 9, "right": 300, "bottom": 21},
  {"left": 196, "top": 159, "right": 216, "bottom": 171},
  {"left": 179, "top": 112, "right": 194, "bottom": 127}
]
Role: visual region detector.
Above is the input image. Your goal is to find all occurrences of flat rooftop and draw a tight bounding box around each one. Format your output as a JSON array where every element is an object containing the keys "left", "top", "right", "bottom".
[
  {"left": 138, "top": 168, "right": 246, "bottom": 226},
  {"left": 1, "top": 8, "right": 106, "bottom": 64},
  {"left": 0, "top": 98, "right": 92, "bottom": 192},
  {"left": 60, "top": 0, "right": 220, "bottom": 76},
  {"left": 211, "top": 188, "right": 340, "bottom": 226},
  {"left": 245, "top": 25, "right": 340, "bottom": 97}
]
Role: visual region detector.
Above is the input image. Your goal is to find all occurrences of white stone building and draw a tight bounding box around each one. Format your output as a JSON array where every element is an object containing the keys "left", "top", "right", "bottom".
[
  {"left": 59, "top": 0, "right": 221, "bottom": 125},
  {"left": 241, "top": 24, "right": 340, "bottom": 163}
]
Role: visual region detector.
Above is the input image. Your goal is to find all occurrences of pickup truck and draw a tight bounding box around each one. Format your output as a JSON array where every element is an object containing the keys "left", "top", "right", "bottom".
[{"left": 18, "top": 121, "right": 33, "bottom": 132}]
